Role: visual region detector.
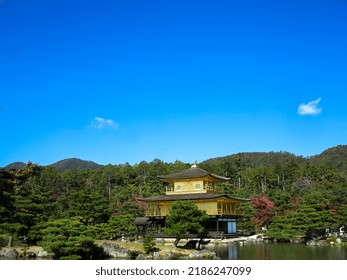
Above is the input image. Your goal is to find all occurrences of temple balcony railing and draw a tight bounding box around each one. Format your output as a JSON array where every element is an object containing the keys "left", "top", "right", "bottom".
[
  {"left": 164, "top": 182, "right": 225, "bottom": 194},
  {"left": 144, "top": 209, "right": 237, "bottom": 217},
  {"left": 145, "top": 209, "right": 168, "bottom": 217},
  {"left": 205, "top": 209, "right": 237, "bottom": 216}
]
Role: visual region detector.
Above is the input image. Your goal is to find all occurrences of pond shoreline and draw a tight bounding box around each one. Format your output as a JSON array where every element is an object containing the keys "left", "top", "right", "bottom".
[{"left": 1, "top": 234, "right": 346, "bottom": 260}]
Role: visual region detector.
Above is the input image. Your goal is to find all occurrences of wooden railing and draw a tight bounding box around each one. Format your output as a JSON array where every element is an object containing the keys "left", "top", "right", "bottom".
[
  {"left": 145, "top": 209, "right": 236, "bottom": 217},
  {"left": 165, "top": 184, "right": 224, "bottom": 194},
  {"left": 206, "top": 209, "right": 237, "bottom": 216},
  {"left": 145, "top": 209, "right": 168, "bottom": 217}
]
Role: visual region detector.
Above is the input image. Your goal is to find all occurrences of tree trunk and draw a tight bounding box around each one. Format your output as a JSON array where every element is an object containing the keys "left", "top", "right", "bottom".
[
  {"left": 197, "top": 238, "right": 203, "bottom": 250},
  {"left": 174, "top": 238, "right": 180, "bottom": 247},
  {"left": 7, "top": 233, "right": 13, "bottom": 247}
]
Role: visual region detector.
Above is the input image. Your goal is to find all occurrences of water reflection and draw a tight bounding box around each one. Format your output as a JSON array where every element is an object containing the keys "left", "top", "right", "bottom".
[{"left": 211, "top": 242, "right": 347, "bottom": 260}]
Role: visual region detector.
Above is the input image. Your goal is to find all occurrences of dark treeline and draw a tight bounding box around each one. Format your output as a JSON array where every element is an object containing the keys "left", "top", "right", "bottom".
[{"left": 1, "top": 145, "right": 347, "bottom": 258}]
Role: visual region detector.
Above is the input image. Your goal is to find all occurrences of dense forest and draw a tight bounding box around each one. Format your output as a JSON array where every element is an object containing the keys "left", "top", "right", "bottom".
[{"left": 1, "top": 145, "right": 347, "bottom": 259}]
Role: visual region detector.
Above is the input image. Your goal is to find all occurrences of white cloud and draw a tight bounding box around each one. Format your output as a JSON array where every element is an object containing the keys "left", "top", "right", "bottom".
[
  {"left": 91, "top": 117, "right": 119, "bottom": 129},
  {"left": 297, "top": 98, "right": 322, "bottom": 116}
]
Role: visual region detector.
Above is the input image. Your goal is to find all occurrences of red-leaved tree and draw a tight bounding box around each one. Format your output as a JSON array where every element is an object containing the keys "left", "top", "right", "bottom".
[{"left": 251, "top": 195, "right": 275, "bottom": 227}]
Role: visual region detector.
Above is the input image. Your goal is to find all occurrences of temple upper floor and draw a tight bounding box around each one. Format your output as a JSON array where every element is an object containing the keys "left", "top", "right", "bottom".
[
  {"left": 165, "top": 179, "right": 224, "bottom": 195},
  {"left": 159, "top": 162, "right": 229, "bottom": 195}
]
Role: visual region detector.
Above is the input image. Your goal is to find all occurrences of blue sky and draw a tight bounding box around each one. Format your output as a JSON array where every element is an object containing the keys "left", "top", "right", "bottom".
[{"left": 1, "top": 0, "right": 347, "bottom": 167}]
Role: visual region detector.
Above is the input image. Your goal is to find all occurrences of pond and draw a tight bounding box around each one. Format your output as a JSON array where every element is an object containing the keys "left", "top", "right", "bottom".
[{"left": 210, "top": 242, "right": 347, "bottom": 260}]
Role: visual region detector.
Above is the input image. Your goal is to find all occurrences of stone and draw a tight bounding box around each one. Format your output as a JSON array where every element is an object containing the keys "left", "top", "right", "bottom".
[
  {"left": 317, "top": 240, "right": 328, "bottom": 246},
  {"left": 306, "top": 240, "right": 328, "bottom": 246},
  {"left": 38, "top": 250, "right": 48, "bottom": 258},
  {"left": 290, "top": 238, "right": 303, "bottom": 244},
  {"left": 0, "top": 248, "right": 18, "bottom": 259},
  {"left": 136, "top": 254, "right": 152, "bottom": 260},
  {"left": 188, "top": 249, "right": 216, "bottom": 260},
  {"left": 307, "top": 240, "right": 314, "bottom": 246},
  {"left": 153, "top": 251, "right": 160, "bottom": 260},
  {"left": 162, "top": 250, "right": 173, "bottom": 259},
  {"left": 100, "top": 242, "right": 130, "bottom": 259},
  {"left": 157, "top": 238, "right": 165, "bottom": 245},
  {"left": 24, "top": 252, "right": 37, "bottom": 258}
]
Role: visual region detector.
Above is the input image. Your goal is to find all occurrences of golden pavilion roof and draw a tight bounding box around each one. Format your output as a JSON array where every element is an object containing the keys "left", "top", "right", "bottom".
[{"left": 158, "top": 163, "right": 230, "bottom": 182}]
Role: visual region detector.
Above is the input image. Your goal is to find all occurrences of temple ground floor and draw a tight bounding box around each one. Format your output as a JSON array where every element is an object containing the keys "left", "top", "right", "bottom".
[{"left": 134, "top": 216, "right": 240, "bottom": 239}]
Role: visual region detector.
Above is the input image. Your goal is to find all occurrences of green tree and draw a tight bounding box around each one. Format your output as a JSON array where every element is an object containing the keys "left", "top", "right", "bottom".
[
  {"left": 95, "top": 214, "right": 137, "bottom": 240},
  {"left": 143, "top": 231, "right": 156, "bottom": 254},
  {"left": 116, "top": 202, "right": 144, "bottom": 217},
  {"left": 30, "top": 217, "right": 104, "bottom": 260},
  {"left": 266, "top": 216, "right": 295, "bottom": 241},
  {"left": 13, "top": 181, "right": 54, "bottom": 240},
  {"left": 60, "top": 169, "right": 88, "bottom": 193},
  {"left": 266, "top": 189, "right": 293, "bottom": 215},
  {"left": 291, "top": 204, "right": 336, "bottom": 238},
  {"left": 284, "top": 158, "right": 300, "bottom": 184},
  {"left": 254, "top": 166, "right": 276, "bottom": 194},
  {"left": 0, "top": 164, "right": 43, "bottom": 247},
  {"left": 235, "top": 202, "right": 256, "bottom": 235},
  {"left": 0, "top": 169, "right": 17, "bottom": 246},
  {"left": 68, "top": 189, "right": 110, "bottom": 225},
  {"left": 164, "top": 200, "right": 208, "bottom": 247},
  {"left": 337, "top": 204, "right": 347, "bottom": 227},
  {"left": 36, "top": 166, "right": 64, "bottom": 197}
]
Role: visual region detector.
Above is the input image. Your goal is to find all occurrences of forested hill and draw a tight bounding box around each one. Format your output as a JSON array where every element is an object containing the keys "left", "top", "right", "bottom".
[
  {"left": 50, "top": 158, "right": 103, "bottom": 171},
  {"left": 201, "top": 145, "right": 347, "bottom": 173},
  {"left": 201, "top": 151, "right": 299, "bottom": 170},
  {"left": 3, "top": 158, "right": 103, "bottom": 172},
  {"left": 3, "top": 162, "right": 27, "bottom": 170},
  {"left": 311, "top": 145, "right": 347, "bottom": 171}
]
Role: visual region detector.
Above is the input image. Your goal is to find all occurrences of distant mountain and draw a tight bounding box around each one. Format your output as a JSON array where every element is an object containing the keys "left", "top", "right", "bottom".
[
  {"left": 3, "top": 162, "right": 27, "bottom": 170},
  {"left": 201, "top": 151, "right": 301, "bottom": 169},
  {"left": 2, "top": 158, "right": 103, "bottom": 171},
  {"left": 50, "top": 158, "right": 103, "bottom": 171}
]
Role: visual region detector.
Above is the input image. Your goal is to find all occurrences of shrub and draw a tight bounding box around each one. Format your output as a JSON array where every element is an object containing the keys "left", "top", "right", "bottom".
[{"left": 143, "top": 232, "right": 156, "bottom": 254}]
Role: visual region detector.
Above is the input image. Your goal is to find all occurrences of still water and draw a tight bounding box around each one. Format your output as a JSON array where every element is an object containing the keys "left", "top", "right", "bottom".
[{"left": 211, "top": 243, "right": 347, "bottom": 260}]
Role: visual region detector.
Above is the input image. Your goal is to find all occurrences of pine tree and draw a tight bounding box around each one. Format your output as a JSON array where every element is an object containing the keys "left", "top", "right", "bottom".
[{"left": 164, "top": 200, "right": 208, "bottom": 247}]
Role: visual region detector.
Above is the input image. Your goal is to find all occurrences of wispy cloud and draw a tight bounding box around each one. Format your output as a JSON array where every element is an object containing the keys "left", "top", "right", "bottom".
[
  {"left": 90, "top": 117, "right": 119, "bottom": 129},
  {"left": 297, "top": 98, "right": 322, "bottom": 116}
]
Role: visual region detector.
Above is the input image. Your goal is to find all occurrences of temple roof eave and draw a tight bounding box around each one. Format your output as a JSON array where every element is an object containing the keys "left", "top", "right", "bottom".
[{"left": 137, "top": 193, "right": 250, "bottom": 203}]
